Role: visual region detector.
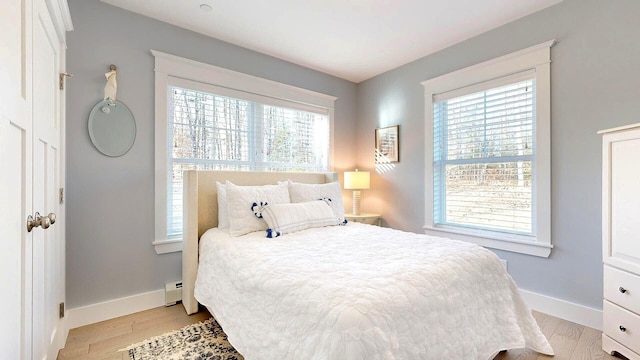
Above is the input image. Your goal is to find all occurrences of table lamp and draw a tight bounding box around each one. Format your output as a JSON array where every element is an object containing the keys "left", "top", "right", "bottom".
[{"left": 344, "top": 169, "right": 370, "bottom": 215}]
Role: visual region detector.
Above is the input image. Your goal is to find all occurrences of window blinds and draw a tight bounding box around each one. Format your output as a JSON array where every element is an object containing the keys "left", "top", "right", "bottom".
[
  {"left": 167, "top": 86, "right": 330, "bottom": 237},
  {"left": 433, "top": 77, "right": 535, "bottom": 235}
]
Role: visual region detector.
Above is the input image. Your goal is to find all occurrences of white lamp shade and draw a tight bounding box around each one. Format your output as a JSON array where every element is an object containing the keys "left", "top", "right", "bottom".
[{"left": 344, "top": 170, "right": 370, "bottom": 190}]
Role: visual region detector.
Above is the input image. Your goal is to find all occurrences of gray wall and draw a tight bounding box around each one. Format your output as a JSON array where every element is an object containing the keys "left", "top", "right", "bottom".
[
  {"left": 65, "top": 0, "right": 358, "bottom": 308},
  {"left": 356, "top": 0, "right": 640, "bottom": 309},
  {"left": 67, "top": 0, "right": 640, "bottom": 311}
]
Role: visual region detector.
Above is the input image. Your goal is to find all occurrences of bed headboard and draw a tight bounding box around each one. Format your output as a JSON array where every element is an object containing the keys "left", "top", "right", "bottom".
[{"left": 182, "top": 170, "right": 339, "bottom": 314}]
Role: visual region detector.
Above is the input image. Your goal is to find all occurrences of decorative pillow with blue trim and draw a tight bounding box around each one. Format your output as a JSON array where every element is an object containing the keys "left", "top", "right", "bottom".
[
  {"left": 287, "top": 180, "right": 347, "bottom": 225},
  {"left": 262, "top": 200, "right": 340, "bottom": 238},
  {"left": 226, "top": 181, "right": 290, "bottom": 237}
]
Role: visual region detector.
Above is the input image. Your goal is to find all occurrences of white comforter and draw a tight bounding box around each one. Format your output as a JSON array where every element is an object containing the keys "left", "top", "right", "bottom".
[{"left": 195, "top": 223, "right": 553, "bottom": 360}]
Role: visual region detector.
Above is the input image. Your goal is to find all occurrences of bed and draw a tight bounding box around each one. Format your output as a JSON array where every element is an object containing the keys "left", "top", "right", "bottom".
[{"left": 182, "top": 170, "right": 553, "bottom": 360}]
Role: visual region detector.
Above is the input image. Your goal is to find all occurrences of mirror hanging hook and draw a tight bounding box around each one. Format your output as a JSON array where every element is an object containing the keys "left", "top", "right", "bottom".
[{"left": 104, "top": 64, "right": 118, "bottom": 103}]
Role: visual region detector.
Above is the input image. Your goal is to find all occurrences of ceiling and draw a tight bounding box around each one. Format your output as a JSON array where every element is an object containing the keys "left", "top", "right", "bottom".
[{"left": 100, "top": 0, "right": 561, "bottom": 83}]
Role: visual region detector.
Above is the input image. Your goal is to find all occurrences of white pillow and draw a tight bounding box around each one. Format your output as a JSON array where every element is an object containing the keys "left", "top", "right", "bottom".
[
  {"left": 287, "top": 180, "right": 346, "bottom": 224},
  {"left": 216, "top": 182, "right": 229, "bottom": 229},
  {"left": 226, "top": 181, "right": 290, "bottom": 237},
  {"left": 262, "top": 200, "right": 339, "bottom": 238}
]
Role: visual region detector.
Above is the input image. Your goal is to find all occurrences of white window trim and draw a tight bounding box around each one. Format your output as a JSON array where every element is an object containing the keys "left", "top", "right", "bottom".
[
  {"left": 421, "top": 40, "right": 555, "bottom": 258},
  {"left": 151, "top": 50, "right": 336, "bottom": 254}
]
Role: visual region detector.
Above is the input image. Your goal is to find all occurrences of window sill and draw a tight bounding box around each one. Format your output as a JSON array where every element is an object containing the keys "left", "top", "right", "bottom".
[
  {"left": 422, "top": 225, "right": 552, "bottom": 258},
  {"left": 152, "top": 238, "right": 183, "bottom": 254}
]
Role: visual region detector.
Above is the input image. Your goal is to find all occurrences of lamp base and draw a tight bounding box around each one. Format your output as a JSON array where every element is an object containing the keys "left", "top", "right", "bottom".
[{"left": 352, "top": 190, "right": 361, "bottom": 215}]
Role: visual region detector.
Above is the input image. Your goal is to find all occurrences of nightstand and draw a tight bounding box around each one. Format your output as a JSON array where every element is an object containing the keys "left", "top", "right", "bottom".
[{"left": 345, "top": 213, "right": 382, "bottom": 226}]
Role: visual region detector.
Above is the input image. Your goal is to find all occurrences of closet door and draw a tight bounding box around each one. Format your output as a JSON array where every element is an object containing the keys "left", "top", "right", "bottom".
[
  {"left": 0, "top": 0, "right": 34, "bottom": 358},
  {"left": 32, "top": 0, "right": 65, "bottom": 358},
  {"left": 1, "top": 0, "right": 67, "bottom": 358}
]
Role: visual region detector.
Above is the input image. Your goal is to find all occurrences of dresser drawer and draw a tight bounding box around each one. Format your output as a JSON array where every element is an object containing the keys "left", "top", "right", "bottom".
[
  {"left": 604, "top": 300, "right": 640, "bottom": 354},
  {"left": 605, "top": 265, "right": 640, "bottom": 314}
]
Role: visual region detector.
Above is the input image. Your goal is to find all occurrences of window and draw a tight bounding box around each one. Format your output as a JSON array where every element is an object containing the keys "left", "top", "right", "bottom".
[
  {"left": 434, "top": 75, "right": 534, "bottom": 234},
  {"left": 166, "top": 85, "right": 329, "bottom": 239},
  {"left": 152, "top": 51, "right": 335, "bottom": 254},
  {"left": 422, "top": 40, "right": 554, "bottom": 257}
]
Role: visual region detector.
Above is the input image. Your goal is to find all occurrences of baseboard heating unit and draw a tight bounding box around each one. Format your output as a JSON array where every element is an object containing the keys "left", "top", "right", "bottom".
[{"left": 165, "top": 281, "right": 183, "bottom": 306}]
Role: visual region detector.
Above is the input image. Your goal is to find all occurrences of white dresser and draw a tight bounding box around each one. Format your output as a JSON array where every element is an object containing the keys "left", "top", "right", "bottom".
[{"left": 600, "top": 123, "right": 640, "bottom": 360}]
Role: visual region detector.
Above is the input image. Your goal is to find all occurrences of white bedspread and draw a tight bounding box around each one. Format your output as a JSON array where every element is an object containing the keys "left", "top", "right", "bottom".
[{"left": 195, "top": 223, "right": 553, "bottom": 360}]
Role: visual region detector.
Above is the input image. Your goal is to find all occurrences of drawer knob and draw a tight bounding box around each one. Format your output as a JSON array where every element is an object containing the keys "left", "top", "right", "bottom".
[
  {"left": 619, "top": 287, "right": 627, "bottom": 294},
  {"left": 619, "top": 325, "right": 626, "bottom": 333}
]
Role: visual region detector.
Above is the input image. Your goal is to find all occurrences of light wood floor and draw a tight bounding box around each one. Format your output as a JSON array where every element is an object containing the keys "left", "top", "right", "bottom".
[
  {"left": 58, "top": 306, "right": 624, "bottom": 360},
  {"left": 57, "top": 305, "right": 211, "bottom": 360}
]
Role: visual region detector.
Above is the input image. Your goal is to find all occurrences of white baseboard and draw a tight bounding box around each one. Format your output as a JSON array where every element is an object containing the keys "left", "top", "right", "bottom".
[
  {"left": 520, "top": 289, "right": 603, "bottom": 330},
  {"left": 66, "top": 289, "right": 165, "bottom": 330}
]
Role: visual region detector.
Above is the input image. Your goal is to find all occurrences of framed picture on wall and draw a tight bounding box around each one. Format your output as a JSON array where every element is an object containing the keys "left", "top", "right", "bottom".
[{"left": 375, "top": 125, "right": 399, "bottom": 163}]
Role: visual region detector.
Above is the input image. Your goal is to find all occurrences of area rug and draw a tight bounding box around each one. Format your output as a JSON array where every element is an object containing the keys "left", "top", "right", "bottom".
[{"left": 120, "top": 317, "right": 243, "bottom": 360}]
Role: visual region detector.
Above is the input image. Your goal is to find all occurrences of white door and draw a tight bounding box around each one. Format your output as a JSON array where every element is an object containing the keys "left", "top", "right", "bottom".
[
  {"left": 1, "top": 0, "right": 67, "bottom": 358},
  {"left": 32, "top": 0, "right": 65, "bottom": 358},
  {"left": 0, "top": 0, "right": 34, "bottom": 358}
]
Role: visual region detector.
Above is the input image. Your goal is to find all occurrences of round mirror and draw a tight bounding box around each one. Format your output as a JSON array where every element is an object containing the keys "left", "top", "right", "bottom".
[{"left": 88, "top": 100, "right": 136, "bottom": 157}]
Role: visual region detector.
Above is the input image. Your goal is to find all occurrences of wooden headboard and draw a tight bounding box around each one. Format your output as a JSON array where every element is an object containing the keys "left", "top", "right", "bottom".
[{"left": 182, "top": 170, "right": 339, "bottom": 314}]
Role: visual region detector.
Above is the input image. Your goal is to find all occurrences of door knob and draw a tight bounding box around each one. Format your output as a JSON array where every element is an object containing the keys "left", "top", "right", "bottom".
[
  {"left": 47, "top": 212, "right": 56, "bottom": 225},
  {"left": 40, "top": 213, "right": 51, "bottom": 230},
  {"left": 26, "top": 214, "right": 35, "bottom": 232},
  {"left": 27, "top": 212, "right": 50, "bottom": 232},
  {"left": 26, "top": 212, "right": 56, "bottom": 232}
]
